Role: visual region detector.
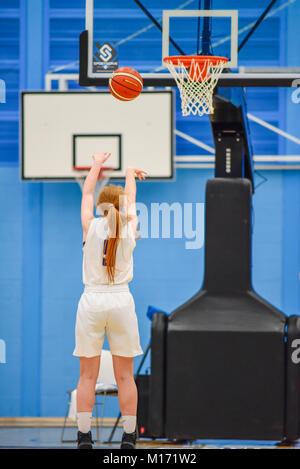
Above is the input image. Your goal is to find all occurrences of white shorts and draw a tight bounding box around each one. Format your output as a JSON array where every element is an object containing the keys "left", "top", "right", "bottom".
[{"left": 73, "top": 284, "right": 143, "bottom": 358}]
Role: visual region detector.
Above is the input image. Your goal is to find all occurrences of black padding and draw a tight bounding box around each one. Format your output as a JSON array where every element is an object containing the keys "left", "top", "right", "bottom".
[
  {"left": 149, "top": 312, "right": 167, "bottom": 437},
  {"left": 163, "top": 179, "right": 287, "bottom": 441},
  {"left": 166, "top": 291, "right": 286, "bottom": 440},
  {"left": 211, "top": 91, "right": 254, "bottom": 190},
  {"left": 150, "top": 177, "right": 300, "bottom": 441},
  {"left": 285, "top": 315, "right": 300, "bottom": 440},
  {"left": 136, "top": 375, "right": 151, "bottom": 438},
  {"left": 204, "top": 178, "right": 252, "bottom": 293}
]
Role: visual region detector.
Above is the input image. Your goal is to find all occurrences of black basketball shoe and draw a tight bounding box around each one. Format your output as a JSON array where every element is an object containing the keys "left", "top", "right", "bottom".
[
  {"left": 120, "top": 431, "right": 137, "bottom": 449},
  {"left": 77, "top": 430, "right": 93, "bottom": 449}
]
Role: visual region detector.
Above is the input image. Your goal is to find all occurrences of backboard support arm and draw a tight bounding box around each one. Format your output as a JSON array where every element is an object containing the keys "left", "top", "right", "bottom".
[
  {"left": 133, "top": 0, "right": 185, "bottom": 56},
  {"left": 201, "top": 0, "right": 213, "bottom": 55},
  {"left": 238, "top": 0, "right": 278, "bottom": 52}
]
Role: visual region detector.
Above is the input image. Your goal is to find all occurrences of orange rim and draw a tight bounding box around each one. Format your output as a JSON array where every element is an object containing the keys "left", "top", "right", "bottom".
[
  {"left": 164, "top": 55, "right": 228, "bottom": 82},
  {"left": 163, "top": 55, "right": 228, "bottom": 67}
]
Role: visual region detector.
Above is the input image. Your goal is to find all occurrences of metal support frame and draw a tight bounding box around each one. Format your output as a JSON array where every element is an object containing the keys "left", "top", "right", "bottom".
[
  {"left": 133, "top": 0, "right": 185, "bottom": 55},
  {"left": 238, "top": 0, "right": 279, "bottom": 52},
  {"left": 49, "top": 69, "right": 300, "bottom": 89},
  {"left": 201, "top": 0, "right": 212, "bottom": 55}
]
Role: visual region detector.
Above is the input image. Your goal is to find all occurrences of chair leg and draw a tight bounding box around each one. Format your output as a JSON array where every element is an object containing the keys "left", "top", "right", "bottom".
[
  {"left": 101, "top": 392, "right": 107, "bottom": 426},
  {"left": 108, "top": 410, "right": 121, "bottom": 443},
  {"left": 61, "top": 398, "right": 71, "bottom": 443},
  {"left": 95, "top": 396, "right": 100, "bottom": 444}
]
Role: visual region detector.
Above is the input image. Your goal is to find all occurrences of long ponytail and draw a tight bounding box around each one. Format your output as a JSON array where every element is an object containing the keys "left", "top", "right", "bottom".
[
  {"left": 106, "top": 205, "right": 121, "bottom": 283},
  {"left": 97, "top": 184, "right": 126, "bottom": 283}
]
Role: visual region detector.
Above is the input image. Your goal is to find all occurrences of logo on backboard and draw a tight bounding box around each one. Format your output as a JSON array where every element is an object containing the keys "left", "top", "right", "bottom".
[{"left": 93, "top": 42, "right": 118, "bottom": 73}]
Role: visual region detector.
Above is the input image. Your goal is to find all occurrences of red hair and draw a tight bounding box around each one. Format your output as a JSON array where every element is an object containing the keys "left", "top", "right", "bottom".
[{"left": 97, "top": 185, "right": 126, "bottom": 283}]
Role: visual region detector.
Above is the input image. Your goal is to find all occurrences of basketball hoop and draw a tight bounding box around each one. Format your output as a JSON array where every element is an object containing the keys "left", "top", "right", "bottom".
[
  {"left": 163, "top": 55, "right": 228, "bottom": 117},
  {"left": 75, "top": 166, "right": 115, "bottom": 207}
]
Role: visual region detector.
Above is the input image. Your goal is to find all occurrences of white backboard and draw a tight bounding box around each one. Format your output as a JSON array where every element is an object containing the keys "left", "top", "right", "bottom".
[
  {"left": 21, "top": 91, "right": 174, "bottom": 181},
  {"left": 162, "top": 10, "right": 238, "bottom": 69}
]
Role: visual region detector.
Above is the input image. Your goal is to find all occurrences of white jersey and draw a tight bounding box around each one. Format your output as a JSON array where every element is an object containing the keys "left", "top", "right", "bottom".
[{"left": 82, "top": 217, "right": 136, "bottom": 286}]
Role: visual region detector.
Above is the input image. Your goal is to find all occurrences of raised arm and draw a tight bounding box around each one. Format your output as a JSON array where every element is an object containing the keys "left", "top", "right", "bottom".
[
  {"left": 81, "top": 152, "right": 111, "bottom": 241},
  {"left": 125, "top": 167, "right": 147, "bottom": 232}
]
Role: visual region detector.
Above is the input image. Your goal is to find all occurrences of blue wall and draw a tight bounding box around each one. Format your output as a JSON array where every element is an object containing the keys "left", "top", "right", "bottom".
[{"left": 0, "top": 0, "right": 299, "bottom": 418}]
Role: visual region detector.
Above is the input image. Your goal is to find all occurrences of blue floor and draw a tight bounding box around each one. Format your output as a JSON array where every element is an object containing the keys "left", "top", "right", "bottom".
[
  {"left": 0, "top": 427, "right": 299, "bottom": 449},
  {"left": 0, "top": 426, "right": 122, "bottom": 449}
]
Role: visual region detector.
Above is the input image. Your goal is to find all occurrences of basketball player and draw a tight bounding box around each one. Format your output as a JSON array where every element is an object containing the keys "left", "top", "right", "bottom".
[{"left": 73, "top": 152, "right": 147, "bottom": 449}]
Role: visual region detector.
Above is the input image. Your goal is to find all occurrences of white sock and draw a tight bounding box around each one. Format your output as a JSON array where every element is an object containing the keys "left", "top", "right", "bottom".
[
  {"left": 77, "top": 412, "right": 92, "bottom": 433},
  {"left": 122, "top": 415, "right": 136, "bottom": 434}
]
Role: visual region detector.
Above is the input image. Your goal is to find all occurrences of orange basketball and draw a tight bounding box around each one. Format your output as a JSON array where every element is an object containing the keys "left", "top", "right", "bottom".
[{"left": 109, "top": 67, "right": 143, "bottom": 101}]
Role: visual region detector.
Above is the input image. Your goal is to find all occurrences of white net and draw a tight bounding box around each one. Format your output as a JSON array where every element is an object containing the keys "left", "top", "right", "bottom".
[{"left": 164, "top": 57, "right": 228, "bottom": 117}]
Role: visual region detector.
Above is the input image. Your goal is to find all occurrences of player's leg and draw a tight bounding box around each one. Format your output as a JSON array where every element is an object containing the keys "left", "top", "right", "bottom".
[
  {"left": 112, "top": 355, "right": 138, "bottom": 449},
  {"left": 112, "top": 355, "right": 137, "bottom": 416},
  {"left": 76, "top": 355, "right": 100, "bottom": 449},
  {"left": 77, "top": 355, "right": 100, "bottom": 411}
]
